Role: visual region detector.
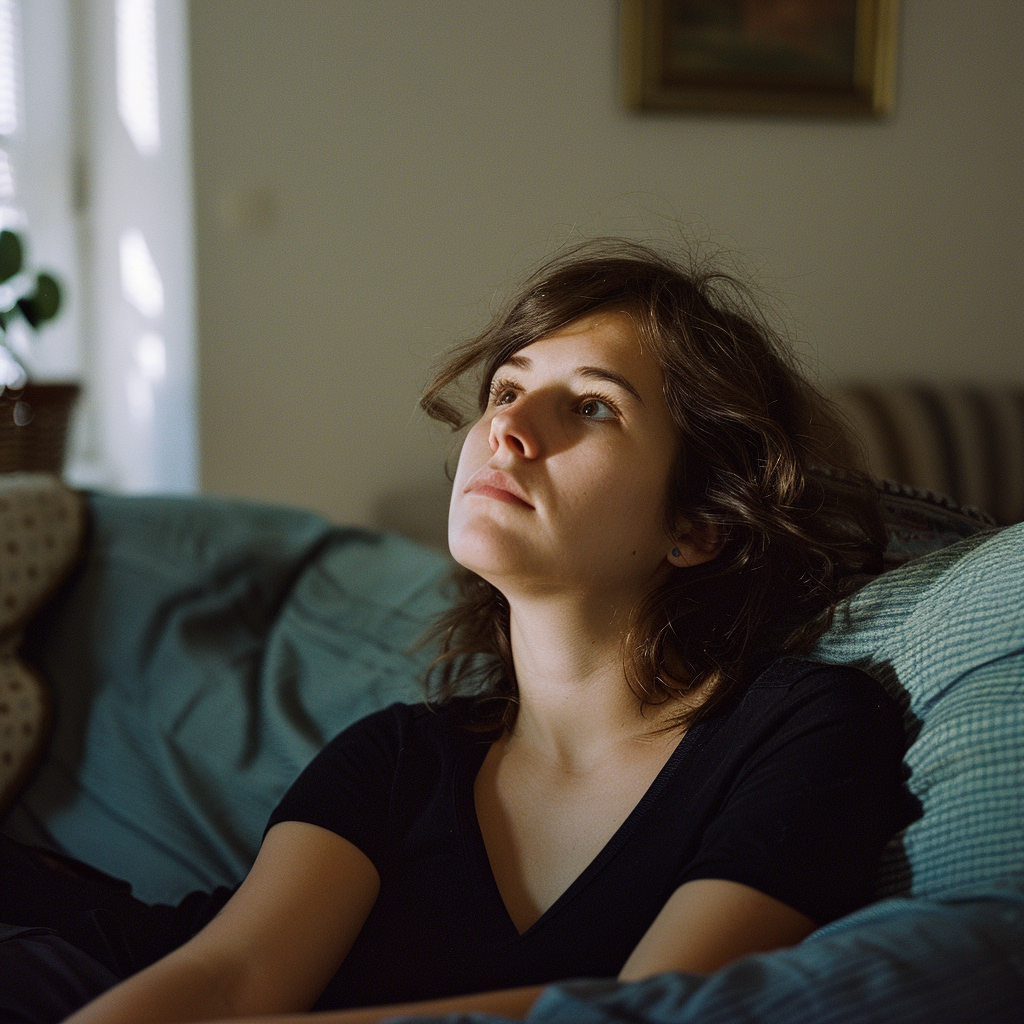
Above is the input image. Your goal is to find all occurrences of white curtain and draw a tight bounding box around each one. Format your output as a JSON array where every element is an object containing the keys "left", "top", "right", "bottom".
[{"left": 20, "top": 0, "right": 198, "bottom": 492}]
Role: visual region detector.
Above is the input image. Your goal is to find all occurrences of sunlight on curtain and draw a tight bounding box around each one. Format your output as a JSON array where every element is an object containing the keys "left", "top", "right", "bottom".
[
  {"left": 115, "top": 0, "right": 159, "bottom": 156},
  {"left": 0, "top": 0, "right": 21, "bottom": 233},
  {"left": 0, "top": 0, "right": 19, "bottom": 137},
  {"left": 119, "top": 226, "right": 163, "bottom": 318}
]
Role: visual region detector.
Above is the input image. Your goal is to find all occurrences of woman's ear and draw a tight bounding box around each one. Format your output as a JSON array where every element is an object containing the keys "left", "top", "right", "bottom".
[{"left": 667, "top": 522, "right": 721, "bottom": 568}]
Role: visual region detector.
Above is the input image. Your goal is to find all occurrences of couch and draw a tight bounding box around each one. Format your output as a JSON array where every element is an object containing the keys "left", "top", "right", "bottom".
[
  {"left": 828, "top": 384, "right": 1024, "bottom": 526},
  {"left": 0, "top": 474, "right": 1021, "bottom": 1022}
]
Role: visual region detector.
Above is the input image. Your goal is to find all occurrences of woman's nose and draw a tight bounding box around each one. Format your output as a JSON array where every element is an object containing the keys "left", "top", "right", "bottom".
[{"left": 489, "top": 402, "right": 541, "bottom": 458}]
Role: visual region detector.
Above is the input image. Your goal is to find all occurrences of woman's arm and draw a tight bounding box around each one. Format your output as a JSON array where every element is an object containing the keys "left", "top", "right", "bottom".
[
  {"left": 619, "top": 877, "right": 815, "bottom": 979},
  {"left": 65, "top": 821, "right": 380, "bottom": 1024},
  {"left": 216, "top": 985, "right": 547, "bottom": 1024},
  {"left": 203, "top": 880, "right": 810, "bottom": 1024}
]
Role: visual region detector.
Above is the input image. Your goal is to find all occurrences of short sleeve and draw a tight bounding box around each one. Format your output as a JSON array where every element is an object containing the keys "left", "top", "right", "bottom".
[
  {"left": 264, "top": 703, "right": 409, "bottom": 871},
  {"left": 678, "top": 663, "right": 908, "bottom": 925}
]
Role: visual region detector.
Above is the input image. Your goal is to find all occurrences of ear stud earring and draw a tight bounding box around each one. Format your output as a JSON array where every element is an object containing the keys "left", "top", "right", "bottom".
[{"left": 671, "top": 548, "right": 681, "bottom": 557}]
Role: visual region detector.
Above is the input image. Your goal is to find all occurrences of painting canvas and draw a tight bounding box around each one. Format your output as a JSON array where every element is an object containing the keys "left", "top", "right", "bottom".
[{"left": 622, "top": 0, "right": 897, "bottom": 115}]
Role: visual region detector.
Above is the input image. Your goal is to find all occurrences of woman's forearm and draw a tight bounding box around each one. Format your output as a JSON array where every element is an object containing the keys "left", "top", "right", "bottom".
[
  {"left": 220, "top": 983, "right": 546, "bottom": 1024},
  {"left": 63, "top": 946, "right": 247, "bottom": 1024}
]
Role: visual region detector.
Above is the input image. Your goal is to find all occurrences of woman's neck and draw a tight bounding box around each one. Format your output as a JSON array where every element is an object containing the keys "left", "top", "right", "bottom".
[{"left": 504, "top": 594, "right": 679, "bottom": 771}]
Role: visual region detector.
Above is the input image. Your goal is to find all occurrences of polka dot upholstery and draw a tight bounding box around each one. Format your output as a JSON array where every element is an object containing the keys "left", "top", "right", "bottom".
[{"left": 0, "top": 474, "right": 84, "bottom": 810}]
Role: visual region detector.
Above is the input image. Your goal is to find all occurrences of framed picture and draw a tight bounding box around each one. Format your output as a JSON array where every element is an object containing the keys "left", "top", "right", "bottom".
[{"left": 621, "top": 0, "right": 898, "bottom": 116}]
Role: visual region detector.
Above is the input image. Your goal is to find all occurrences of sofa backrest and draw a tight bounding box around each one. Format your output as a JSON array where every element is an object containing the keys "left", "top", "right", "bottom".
[
  {"left": 8, "top": 487, "right": 1020, "bottom": 909},
  {"left": 830, "top": 384, "right": 1024, "bottom": 526}
]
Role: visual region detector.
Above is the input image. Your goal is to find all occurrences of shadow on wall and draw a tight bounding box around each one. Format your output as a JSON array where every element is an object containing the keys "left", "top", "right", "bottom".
[{"left": 371, "top": 481, "right": 453, "bottom": 553}]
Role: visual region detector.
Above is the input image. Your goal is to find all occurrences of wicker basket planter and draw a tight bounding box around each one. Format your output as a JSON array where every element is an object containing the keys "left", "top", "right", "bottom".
[{"left": 0, "top": 383, "right": 80, "bottom": 474}]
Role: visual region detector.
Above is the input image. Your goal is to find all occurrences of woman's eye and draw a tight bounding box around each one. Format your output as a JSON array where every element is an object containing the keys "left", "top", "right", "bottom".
[
  {"left": 488, "top": 378, "right": 521, "bottom": 406},
  {"left": 578, "top": 398, "right": 617, "bottom": 420}
]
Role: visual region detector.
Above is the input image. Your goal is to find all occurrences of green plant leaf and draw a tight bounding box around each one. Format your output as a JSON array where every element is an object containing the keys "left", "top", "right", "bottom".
[
  {"left": 17, "top": 273, "right": 62, "bottom": 327},
  {"left": 0, "top": 230, "right": 23, "bottom": 284}
]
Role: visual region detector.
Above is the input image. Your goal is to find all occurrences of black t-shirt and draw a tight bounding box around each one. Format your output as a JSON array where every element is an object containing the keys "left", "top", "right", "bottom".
[{"left": 266, "top": 657, "right": 907, "bottom": 1010}]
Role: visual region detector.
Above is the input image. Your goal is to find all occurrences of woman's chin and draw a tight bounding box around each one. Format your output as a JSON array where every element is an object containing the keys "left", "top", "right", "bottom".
[
  {"left": 448, "top": 536, "right": 510, "bottom": 580},
  {"left": 448, "top": 518, "right": 537, "bottom": 581}
]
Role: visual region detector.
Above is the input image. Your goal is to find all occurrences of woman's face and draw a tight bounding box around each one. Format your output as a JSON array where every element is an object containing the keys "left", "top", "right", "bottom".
[{"left": 448, "top": 311, "right": 693, "bottom": 605}]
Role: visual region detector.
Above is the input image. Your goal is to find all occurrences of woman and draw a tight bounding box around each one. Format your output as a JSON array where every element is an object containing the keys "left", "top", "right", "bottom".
[{"left": 7, "top": 241, "right": 907, "bottom": 1023}]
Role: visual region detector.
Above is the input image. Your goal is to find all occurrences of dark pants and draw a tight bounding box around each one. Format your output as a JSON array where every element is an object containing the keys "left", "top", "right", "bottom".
[{"left": 0, "top": 835, "right": 232, "bottom": 1023}]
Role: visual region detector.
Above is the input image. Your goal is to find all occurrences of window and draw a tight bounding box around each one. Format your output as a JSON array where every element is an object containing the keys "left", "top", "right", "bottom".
[{"left": 16, "top": 0, "right": 197, "bottom": 492}]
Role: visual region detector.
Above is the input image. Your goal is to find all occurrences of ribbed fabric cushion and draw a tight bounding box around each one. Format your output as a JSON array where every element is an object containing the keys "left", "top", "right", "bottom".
[
  {"left": 810, "top": 524, "right": 1024, "bottom": 898},
  {"left": 831, "top": 385, "right": 1024, "bottom": 525}
]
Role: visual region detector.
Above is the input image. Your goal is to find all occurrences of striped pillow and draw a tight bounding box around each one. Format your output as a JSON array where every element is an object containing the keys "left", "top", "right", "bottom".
[
  {"left": 831, "top": 385, "right": 1024, "bottom": 525},
  {"left": 810, "top": 524, "right": 1024, "bottom": 899}
]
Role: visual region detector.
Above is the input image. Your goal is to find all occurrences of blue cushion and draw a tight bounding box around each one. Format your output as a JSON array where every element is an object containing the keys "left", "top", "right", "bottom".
[
  {"left": 525, "top": 877, "right": 1024, "bottom": 1024},
  {"left": 16, "top": 493, "right": 451, "bottom": 903},
  {"left": 810, "top": 524, "right": 1024, "bottom": 897}
]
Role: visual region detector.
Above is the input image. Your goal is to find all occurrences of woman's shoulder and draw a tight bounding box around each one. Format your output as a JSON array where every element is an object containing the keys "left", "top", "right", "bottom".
[
  {"left": 696, "top": 655, "right": 905, "bottom": 753},
  {"left": 752, "top": 655, "right": 885, "bottom": 690},
  {"left": 268, "top": 700, "right": 479, "bottom": 832},
  {"left": 749, "top": 656, "right": 896, "bottom": 707},
  {"left": 722, "top": 655, "right": 905, "bottom": 751},
  {"left": 321, "top": 697, "right": 486, "bottom": 755}
]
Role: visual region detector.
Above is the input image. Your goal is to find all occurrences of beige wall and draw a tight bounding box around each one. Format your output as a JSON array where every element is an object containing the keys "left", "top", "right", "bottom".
[{"left": 189, "top": 0, "right": 1023, "bottom": 539}]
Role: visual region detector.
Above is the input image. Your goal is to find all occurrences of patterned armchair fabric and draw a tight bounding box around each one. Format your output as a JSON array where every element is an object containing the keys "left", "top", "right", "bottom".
[{"left": 830, "top": 385, "right": 1024, "bottom": 525}]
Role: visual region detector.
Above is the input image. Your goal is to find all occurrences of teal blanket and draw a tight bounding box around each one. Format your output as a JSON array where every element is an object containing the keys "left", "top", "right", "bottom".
[{"left": 20, "top": 493, "right": 451, "bottom": 902}]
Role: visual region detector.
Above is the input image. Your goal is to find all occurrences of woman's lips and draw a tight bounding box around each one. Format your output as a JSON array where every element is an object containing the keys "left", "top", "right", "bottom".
[
  {"left": 464, "top": 469, "right": 534, "bottom": 508},
  {"left": 471, "top": 484, "right": 532, "bottom": 507}
]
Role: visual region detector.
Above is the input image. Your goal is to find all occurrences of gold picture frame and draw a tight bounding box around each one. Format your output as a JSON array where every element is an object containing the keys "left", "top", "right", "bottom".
[{"left": 621, "top": 0, "right": 898, "bottom": 116}]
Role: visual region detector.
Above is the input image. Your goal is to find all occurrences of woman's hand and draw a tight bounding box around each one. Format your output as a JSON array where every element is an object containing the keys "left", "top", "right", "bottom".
[
  {"left": 198, "top": 985, "right": 546, "bottom": 1024},
  {"left": 64, "top": 821, "right": 380, "bottom": 1023},
  {"left": 619, "top": 877, "right": 816, "bottom": 980}
]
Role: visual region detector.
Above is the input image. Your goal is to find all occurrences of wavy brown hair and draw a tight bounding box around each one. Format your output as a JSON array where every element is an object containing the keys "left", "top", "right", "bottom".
[{"left": 420, "top": 239, "right": 885, "bottom": 730}]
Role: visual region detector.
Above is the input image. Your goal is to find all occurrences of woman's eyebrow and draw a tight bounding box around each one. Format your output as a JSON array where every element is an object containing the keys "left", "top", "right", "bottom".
[
  {"left": 577, "top": 366, "right": 644, "bottom": 405},
  {"left": 495, "top": 355, "right": 644, "bottom": 405},
  {"left": 500, "top": 354, "right": 532, "bottom": 371}
]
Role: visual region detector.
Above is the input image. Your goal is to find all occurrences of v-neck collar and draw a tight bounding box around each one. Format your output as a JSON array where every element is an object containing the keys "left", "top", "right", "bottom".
[{"left": 453, "top": 714, "right": 712, "bottom": 942}]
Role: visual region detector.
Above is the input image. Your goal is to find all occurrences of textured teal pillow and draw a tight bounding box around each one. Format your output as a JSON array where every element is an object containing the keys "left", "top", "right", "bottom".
[
  {"left": 17, "top": 493, "right": 452, "bottom": 903},
  {"left": 811, "top": 523, "right": 1024, "bottom": 898}
]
